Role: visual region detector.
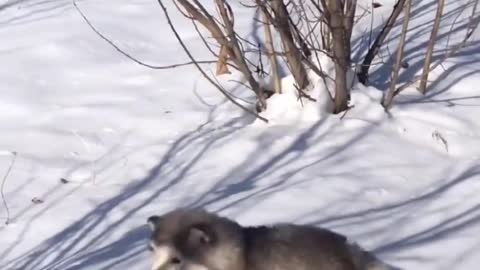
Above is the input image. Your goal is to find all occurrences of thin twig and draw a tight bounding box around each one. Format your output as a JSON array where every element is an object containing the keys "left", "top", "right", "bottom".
[
  {"left": 394, "top": 10, "right": 480, "bottom": 96},
  {"left": 419, "top": 0, "right": 445, "bottom": 94},
  {"left": 73, "top": 0, "right": 217, "bottom": 70},
  {"left": 383, "top": 0, "right": 411, "bottom": 109},
  {"left": 157, "top": 0, "right": 268, "bottom": 123},
  {"left": 1, "top": 152, "right": 17, "bottom": 225},
  {"left": 71, "top": 131, "right": 97, "bottom": 185},
  {"left": 260, "top": 6, "right": 282, "bottom": 94},
  {"left": 340, "top": 105, "right": 354, "bottom": 120},
  {"left": 358, "top": 0, "right": 407, "bottom": 84}
]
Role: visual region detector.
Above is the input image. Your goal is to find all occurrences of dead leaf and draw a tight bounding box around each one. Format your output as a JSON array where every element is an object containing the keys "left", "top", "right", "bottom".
[{"left": 32, "top": 197, "right": 44, "bottom": 204}]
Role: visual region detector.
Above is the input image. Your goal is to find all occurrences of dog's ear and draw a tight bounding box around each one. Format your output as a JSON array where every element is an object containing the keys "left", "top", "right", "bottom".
[
  {"left": 187, "top": 223, "right": 215, "bottom": 247},
  {"left": 147, "top": 215, "right": 161, "bottom": 231}
]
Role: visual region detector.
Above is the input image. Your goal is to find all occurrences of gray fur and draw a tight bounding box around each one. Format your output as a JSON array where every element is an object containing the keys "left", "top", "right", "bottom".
[{"left": 146, "top": 208, "right": 400, "bottom": 270}]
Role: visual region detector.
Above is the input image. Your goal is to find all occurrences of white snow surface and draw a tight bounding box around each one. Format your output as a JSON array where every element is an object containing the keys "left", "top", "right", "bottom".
[{"left": 1, "top": 0, "right": 480, "bottom": 270}]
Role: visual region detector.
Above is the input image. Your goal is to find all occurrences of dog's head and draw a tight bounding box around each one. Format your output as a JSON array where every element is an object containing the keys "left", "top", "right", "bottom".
[{"left": 147, "top": 208, "right": 244, "bottom": 270}]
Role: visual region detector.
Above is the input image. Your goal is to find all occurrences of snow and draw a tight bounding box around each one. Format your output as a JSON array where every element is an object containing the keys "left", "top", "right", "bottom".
[{"left": 0, "top": 0, "right": 480, "bottom": 270}]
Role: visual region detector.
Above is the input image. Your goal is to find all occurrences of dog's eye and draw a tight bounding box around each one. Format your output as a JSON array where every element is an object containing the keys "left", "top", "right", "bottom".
[
  {"left": 148, "top": 241, "right": 155, "bottom": 252},
  {"left": 170, "top": 257, "right": 181, "bottom": 264}
]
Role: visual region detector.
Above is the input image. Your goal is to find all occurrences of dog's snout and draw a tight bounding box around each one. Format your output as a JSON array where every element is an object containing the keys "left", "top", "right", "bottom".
[{"left": 150, "top": 244, "right": 184, "bottom": 270}]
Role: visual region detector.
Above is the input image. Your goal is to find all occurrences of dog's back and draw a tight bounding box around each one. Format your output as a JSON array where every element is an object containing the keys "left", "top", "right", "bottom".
[
  {"left": 243, "top": 224, "right": 356, "bottom": 270},
  {"left": 147, "top": 208, "right": 399, "bottom": 270},
  {"left": 244, "top": 224, "right": 397, "bottom": 270}
]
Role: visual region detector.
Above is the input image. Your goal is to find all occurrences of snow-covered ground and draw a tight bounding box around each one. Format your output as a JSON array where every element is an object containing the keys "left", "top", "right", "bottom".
[{"left": 1, "top": 0, "right": 480, "bottom": 269}]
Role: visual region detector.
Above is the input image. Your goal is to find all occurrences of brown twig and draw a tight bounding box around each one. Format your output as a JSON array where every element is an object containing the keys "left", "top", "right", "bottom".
[
  {"left": 325, "top": 0, "right": 351, "bottom": 113},
  {"left": 157, "top": 0, "right": 268, "bottom": 123},
  {"left": 258, "top": 0, "right": 310, "bottom": 90},
  {"left": 383, "top": 0, "right": 411, "bottom": 109},
  {"left": 394, "top": 8, "right": 480, "bottom": 96},
  {"left": 260, "top": 6, "right": 282, "bottom": 94},
  {"left": 419, "top": 0, "right": 445, "bottom": 94}
]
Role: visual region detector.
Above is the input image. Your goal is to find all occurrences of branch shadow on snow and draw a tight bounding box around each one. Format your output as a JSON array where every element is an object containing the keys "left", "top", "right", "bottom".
[
  {"left": 392, "top": 42, "right": 480, "bottom": 106},
  {"left": 1, "top": 99, "right": 382, "bottom": 270},
  {"left": 351, "top": 0, "right": 479, "bottom": 98},
  {"left": 299, "top": 164, "right": 480, "bottom": 268},
  {"left": 0, "top": 0, "right": 71, "bottom": 27},
  {"left": 5, "top": 106, "right": 479, "bottom": 269},
  {"left": 0, "top": 105, "right": 254, "bottom": 269},
  {"left": 185, "top": 119, "right": 378, "bottom": 215},
  {"left": 2, "top": 2, "right": 480, "bottom": 270}
]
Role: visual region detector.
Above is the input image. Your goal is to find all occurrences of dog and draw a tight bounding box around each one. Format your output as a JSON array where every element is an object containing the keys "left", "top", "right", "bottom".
[{"left": 146, "top": 208, "right": 398, "bottom": 270}]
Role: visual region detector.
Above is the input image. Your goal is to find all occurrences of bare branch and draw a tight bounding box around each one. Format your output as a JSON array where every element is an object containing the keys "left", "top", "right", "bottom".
[
  {"left": 419, "top": 0, "right": 445, "bottom": 94},
  {"left": 73, "top": 0, "right": 217, "bottom": 70},
  {"left": 215, "top": 0, "right": 269, "bottom": 108},
  {"left": 383, "top": 0, "right": 411, "bottom": 109},
  {"left": 344, "top": 0, "right": 357, "bottom": 64},
  {"left": 325, "top": 0, "right": 351, "bottom": 113},
  {"left": 157, "top": 0, "right": 268, "bottom": 122},
  {"left": 260, "top": 6, "right": 282, "bottom": 94},
  {"left": 394, "top": 5, "right": 480, "bottom": 96},
  {"left": 258, "top": 0, "right": 310, "bottom": 90},
  {"left": 358, "top": 0, "right": 407, "bottom": 84}
]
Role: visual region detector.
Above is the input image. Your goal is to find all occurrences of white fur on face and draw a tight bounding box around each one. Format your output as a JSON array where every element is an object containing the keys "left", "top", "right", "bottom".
[
  {"left": 150, "top": 243, "right": 173, "bottom": 270},
  {"left": 184, "top": 262, "right": 209, "bottom": 270}
]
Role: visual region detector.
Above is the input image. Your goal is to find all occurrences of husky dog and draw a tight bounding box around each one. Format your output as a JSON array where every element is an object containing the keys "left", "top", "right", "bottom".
[{"left": 146, "top": 208, "right": 398, "bottom": 270}]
